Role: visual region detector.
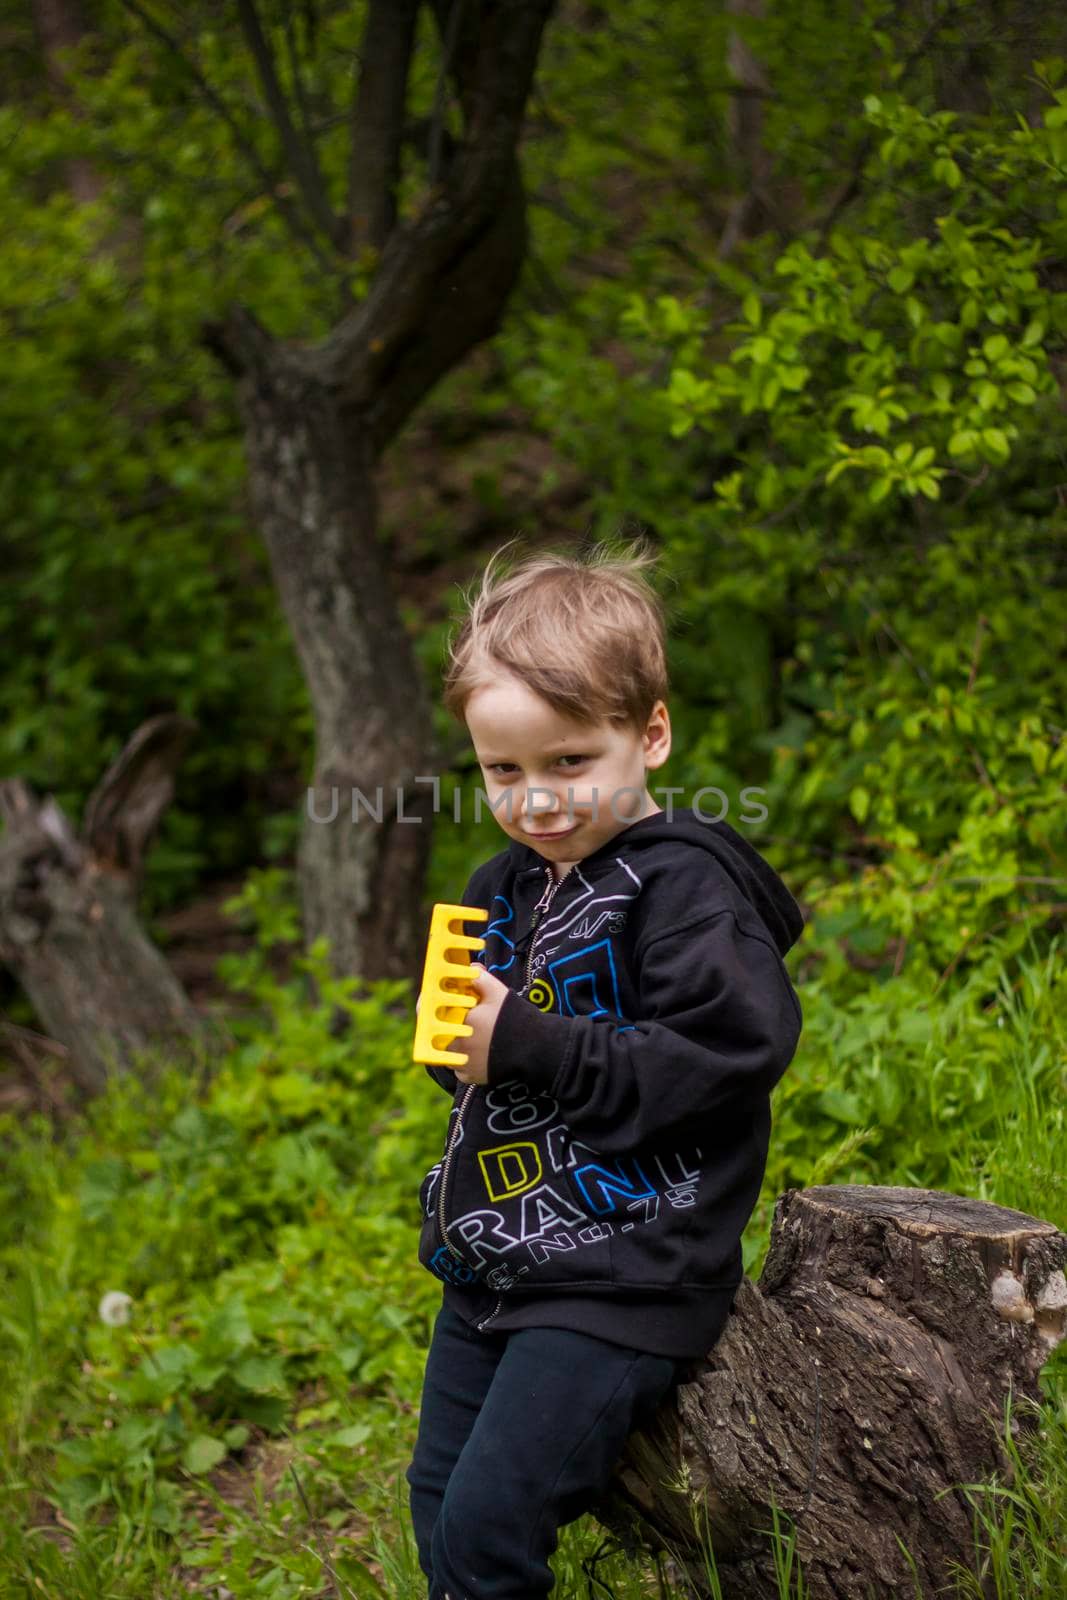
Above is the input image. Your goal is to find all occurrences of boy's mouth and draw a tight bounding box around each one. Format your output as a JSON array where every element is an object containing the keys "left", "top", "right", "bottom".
[{"left": 524, "top": 822, "right": 579, "bottom": 840}]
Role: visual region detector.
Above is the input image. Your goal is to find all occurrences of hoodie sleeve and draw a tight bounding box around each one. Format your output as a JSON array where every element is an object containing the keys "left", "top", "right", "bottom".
[
  {"left": 422, "top": 865, "right": 494, "bottom": 1097},
  {"left": 485, "top": 908, "right": 802, "bottom": 1151}
]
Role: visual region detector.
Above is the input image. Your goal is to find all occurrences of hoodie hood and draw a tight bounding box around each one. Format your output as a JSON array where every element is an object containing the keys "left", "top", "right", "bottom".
[{"left": 506, "top": 806, "right": 805, "bottom": 958}]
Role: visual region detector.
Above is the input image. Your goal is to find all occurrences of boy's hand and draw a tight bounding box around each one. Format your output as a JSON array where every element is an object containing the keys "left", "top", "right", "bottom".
[{"left": 451, "top": 966, "right": 511, "bottom": 1086}]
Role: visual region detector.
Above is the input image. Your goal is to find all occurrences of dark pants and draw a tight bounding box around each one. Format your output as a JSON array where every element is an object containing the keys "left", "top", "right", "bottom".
[{"left": 405, "top": 1301, "right": 684, "bottom": 1600}]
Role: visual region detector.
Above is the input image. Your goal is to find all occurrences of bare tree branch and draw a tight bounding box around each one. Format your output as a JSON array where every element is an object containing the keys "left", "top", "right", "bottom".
[
  {"left": 318, "top": 0, "right": 554, "bottom": 441},
  {"left": 235, "top": 0, "right": 340, "bottom": 250},
  {"left": 428, "top": 0, "right": 465, "bottom": 186},
  {"left": 347, "top": 0, "right": 420, "bottom": 255},
  {"left": 282, "top": 5, "right": 317, "bottom": 156},
  {"left": 426, "top": 0, "right": 541, "bottom": 160},
  {"left": 117, "top": 0, "right": 335, "bottom": 275}
]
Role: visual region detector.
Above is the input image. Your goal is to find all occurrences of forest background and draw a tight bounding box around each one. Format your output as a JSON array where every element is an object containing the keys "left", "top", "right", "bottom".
[{"left": 1, "top": 0, "right": 1065, "bottom": 1596}]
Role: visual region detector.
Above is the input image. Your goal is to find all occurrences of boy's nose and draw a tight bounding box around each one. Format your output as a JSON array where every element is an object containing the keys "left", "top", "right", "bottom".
[{"left": 519, "top": 785, "right": 562, "bottom": 820}]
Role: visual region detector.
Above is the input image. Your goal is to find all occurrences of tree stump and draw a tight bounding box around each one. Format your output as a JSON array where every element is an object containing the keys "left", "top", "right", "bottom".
[
  {"left": 598, "top": 1185, "right": 1067, "bottom": 1600},
  {"left": 0, "top": 715, "right": 216, "bottom": 1093}
]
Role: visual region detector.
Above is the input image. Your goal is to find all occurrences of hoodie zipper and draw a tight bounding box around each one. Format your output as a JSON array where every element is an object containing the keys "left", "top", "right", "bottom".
[
  {"left": 522, "top": 865, "right": 566, "bottom": 994},
  {"left": 477, "top": 867, "right": 566, "bottom": 1330},
  {"left": 438, "top": 865, "right": 567, "bottom": 1323},
  {"left": 436, "top": 1083, "right": 477, "bottom": 1261}
]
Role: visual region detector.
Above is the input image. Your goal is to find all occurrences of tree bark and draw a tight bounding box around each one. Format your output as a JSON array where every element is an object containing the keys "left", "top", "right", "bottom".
[
  {"left": 0, "top": 717, "right": 215, "bottom": 1093},
  {"left": 598, "top": 1185, "right": 1067, "bottom": 1600}
]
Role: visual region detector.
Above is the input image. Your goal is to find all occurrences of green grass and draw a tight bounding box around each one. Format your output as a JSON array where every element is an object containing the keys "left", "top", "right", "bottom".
[{"left": 1, "top": 929, "right": 1064, "bottom": 1599}]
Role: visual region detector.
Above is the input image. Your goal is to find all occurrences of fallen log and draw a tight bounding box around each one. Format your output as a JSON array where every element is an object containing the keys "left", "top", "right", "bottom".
[
  {"left": 598, "top": 1185, "right": 1067, "bottom": 1600},
  {"left": 0, "top": 715, "right": 217, "bottom": 1093}
]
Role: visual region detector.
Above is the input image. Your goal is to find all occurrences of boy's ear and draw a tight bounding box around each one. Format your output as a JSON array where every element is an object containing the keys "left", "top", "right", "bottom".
[{"left": 643, "top": 700, "right": 672, "bottom": 766}]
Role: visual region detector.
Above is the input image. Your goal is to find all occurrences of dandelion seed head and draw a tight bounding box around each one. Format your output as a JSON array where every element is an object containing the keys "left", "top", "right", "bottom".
[{"left": 98, "top": 1290, "right": 133, "bottom": 1326}]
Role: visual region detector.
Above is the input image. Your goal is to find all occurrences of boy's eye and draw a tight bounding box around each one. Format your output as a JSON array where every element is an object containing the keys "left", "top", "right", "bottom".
[{"left": 486, "top": 755, "right": 590, "bottom": 776}]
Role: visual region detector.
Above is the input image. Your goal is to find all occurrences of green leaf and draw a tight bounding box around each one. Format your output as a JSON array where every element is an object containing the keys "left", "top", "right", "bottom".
[
  {"left": 327, "top": 1423, "right": 373, "bottom": 1448},
  {"left": 887, "top": 266, "right": 914, "bottom": 293},
  {"left": 183, "top": 1434, "right": 228, "bottom": 1475},
  {"left": 849, "top": 785, "right": 870, "bottom": 822},
  {"left": 669, "top": 367, "right": 703, "bottom": 402},
  {"left": 233, "top": 1354, "right": 286, "bottom": 1393},
  {"left": 657, "top": 295, "right": 693, "bottom": 336},
  {"left": 333, "top": 1556, "right": 389, "bottom": 1599},
  {"left": 981, "top": 427, "right": 1010, "bottom": 462},
  {"left": 816, "top": 1088, "right": 866, "bottom": 1125}
]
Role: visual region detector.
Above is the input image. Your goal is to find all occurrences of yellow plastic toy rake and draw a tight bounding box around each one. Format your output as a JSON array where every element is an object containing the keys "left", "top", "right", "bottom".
[{"left": 412, "top": 903, "right": 490, "bottom": 1068}]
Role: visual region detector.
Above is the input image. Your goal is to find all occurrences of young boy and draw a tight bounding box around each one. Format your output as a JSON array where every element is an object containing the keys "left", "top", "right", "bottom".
[{"left": 406, "top": 540, "right": 804, "bottom": 1600}]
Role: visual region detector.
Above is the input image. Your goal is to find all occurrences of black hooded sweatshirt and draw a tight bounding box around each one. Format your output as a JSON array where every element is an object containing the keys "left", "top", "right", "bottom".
[{"left": 415, "top": 807, "right": 805, "bottom": 1359}]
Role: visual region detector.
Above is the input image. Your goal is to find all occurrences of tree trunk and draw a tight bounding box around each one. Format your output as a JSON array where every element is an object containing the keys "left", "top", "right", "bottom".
[
  {"left": 598, "top": 1185, "right": 1067, "bottom": 1600},
  {"left": 720, "top": 0, "right": 773, "bottom": 257},
  {"left": 31, "top": 0, "right": 103, "bottom": 205},
  {"left": 0, "top": 717, "right": 215, "bottom": 1093},
  {"left": 208, "top": 310, "right": 440, "bottom": 992}
]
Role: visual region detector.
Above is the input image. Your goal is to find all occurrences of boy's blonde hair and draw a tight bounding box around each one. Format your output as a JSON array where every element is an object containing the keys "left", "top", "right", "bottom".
[{"left": 443, "top": 535, "right": 670, "bottom": 732}]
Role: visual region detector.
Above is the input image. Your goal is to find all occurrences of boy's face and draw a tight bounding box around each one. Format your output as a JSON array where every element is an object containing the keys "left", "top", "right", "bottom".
[{"left": 465, "top": 674, "right": 671, "bottom": 875}]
